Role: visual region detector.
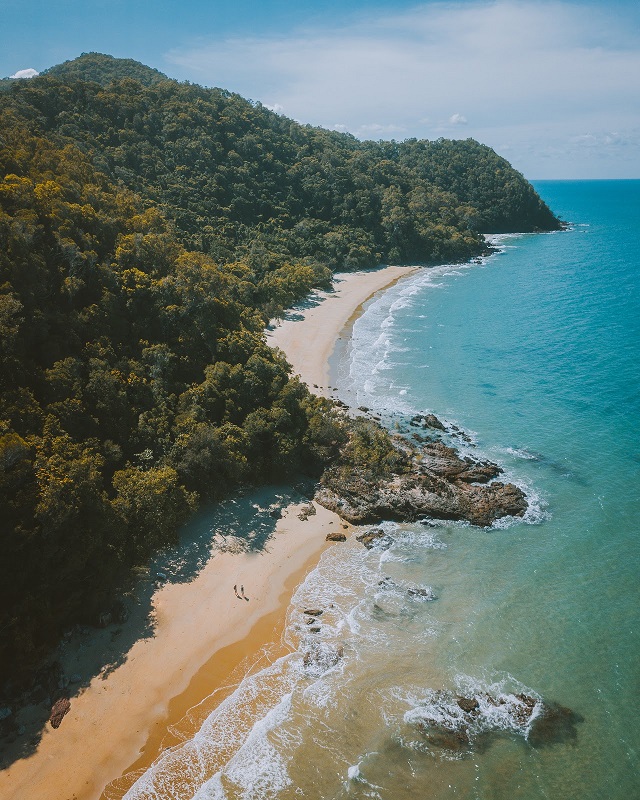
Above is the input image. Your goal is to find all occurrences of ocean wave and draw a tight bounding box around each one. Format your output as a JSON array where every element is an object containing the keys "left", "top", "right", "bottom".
[{"left": 193, "top": 692, "right": 294, "bottom": 799}]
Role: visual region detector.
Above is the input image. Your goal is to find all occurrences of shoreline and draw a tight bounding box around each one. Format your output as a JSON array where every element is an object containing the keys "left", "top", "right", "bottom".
[
  {"left": 266, "top": 265, "right": 419, "bottom": 396},
  {"left": 2, "top": 265, "right": 420, "bottom": 800}
]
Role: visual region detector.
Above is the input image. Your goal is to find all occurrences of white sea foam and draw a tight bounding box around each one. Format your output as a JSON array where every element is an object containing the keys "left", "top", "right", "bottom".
[
  {"left": 390, "top": 671, "right": 543, "bottom": 757},
  {"left": 347, "top": 260, "right": 486, "bottom": 413},
  {"left": 503, "top": 446, "right": 542, "bottom": 460},
  {"left": 194, "top": 693, "right": 294, "bottom": 800}
]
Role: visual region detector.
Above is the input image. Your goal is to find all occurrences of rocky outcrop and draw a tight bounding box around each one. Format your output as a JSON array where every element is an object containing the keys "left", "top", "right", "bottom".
[
  {"left": 326, "top": 532, "right": 347, "bottom": 542},
  {"left": 316, "top": 434, "right": 527, "bottom": 527},
  {"left": 411, "top": 690, "right": 582, "bottom": 753}
]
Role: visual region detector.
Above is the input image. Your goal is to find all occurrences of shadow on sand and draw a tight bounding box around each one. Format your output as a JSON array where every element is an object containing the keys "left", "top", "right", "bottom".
[{"left": 0, "top": 483, "right": 312, "bottom": 769}]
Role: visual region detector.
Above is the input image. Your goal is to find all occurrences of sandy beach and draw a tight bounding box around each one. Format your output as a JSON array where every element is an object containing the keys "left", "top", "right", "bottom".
[
  {"left": 1, "top": 265, "right": 418, "bottom": 800},
  {"left": 267, "top": 266, "right": 418, "bottom": 395}
]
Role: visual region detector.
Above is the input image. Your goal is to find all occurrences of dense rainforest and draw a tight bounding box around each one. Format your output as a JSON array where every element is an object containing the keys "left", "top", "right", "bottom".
[{"left": 0, "top": 53, "right": 560, "bottom": 691}]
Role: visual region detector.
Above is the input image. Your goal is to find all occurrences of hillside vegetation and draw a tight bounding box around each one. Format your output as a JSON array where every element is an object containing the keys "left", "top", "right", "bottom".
[{"left": 0, "top": 53, "right": 560, "bottom": 689}]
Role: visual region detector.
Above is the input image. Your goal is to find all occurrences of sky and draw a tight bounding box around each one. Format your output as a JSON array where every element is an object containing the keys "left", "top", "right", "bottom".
[{"left": 2, "top": 0, "right": 639, "bottom": 179}]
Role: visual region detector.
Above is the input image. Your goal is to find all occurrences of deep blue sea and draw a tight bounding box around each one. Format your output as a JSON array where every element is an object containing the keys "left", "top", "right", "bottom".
[{"left": 123, "top": 181, "right": 639, "bottom": 799}]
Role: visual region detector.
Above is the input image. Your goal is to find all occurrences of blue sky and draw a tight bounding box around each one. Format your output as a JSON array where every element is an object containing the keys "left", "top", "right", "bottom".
[{"left": 3, "top": 0, "right": 639, "bottom": 179}]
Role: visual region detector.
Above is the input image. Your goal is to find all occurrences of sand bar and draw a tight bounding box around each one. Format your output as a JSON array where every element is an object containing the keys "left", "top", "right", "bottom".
[{"left": 2, "top": 265, "right": 418, "bottom": 800}]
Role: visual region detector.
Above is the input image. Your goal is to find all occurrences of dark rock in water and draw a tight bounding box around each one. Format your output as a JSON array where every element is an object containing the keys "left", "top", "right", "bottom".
[
  {"left": 378, "top": 576, "right": 397, "bottom": 589},
  {"left": 358, "top": 406, "right": 370, "bottom": 413},
  {"left": 49, "top": 697, "right": 70, "bottom": 729},
  {"left": 418, "top": 723, "right": 470, "bottom": 751},
  {"left": 423, "top": 414, "right": 446, "bottom": 431},
  {"left": 303, "top": 609, "right": 323, "bottom": 616},
  {"left": 356, "top": 528, "right": 391, "bottom": 549},
  {"left": 457, "top": 697, "right": 480, "bottom": 714},
  {"left": 407, "top": 586, "right": 436, "bottom": 601},
  {"left": 326, "top": 532, "right": 347, "bottom": 542},
  {"left": 513, "top": 692, "right": 538, "bottom": 724},
  {"left": 309, "top": 626, "right": 321, "bottom": 633},
  {"left": 528, "top": 701, "right": 584, "bottom": 747},
  {"left": 410, "top": 689, "right": 581, "bottom": 756},
  {"left": 269, "top": 508, "right": 282, "bottom": 519},
  {"left": 302, "top": 642, "right": 343, "bottom": 672}
]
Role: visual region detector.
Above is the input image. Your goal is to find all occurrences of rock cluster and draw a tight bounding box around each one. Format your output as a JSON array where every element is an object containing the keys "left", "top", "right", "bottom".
[
  {"left": 411, "top": 691, "right": 582, "bottom": 753},
  {"left": 297, "top": 503, "right": 316, "bottom": 521},
  {"left": 316, "top": 420, "right": 527, "bottom": 527}
]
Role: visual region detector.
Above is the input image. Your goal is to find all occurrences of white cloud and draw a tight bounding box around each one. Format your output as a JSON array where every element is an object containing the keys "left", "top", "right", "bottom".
[
  {"left": 165, "top": 1, "right": 640, "bottom": 177},
  {"left": 264, "top": 102, "right": 284, "bottom": 114},
  {"left": 10, "top": 68, "right": 39, "bottom": 79},
  {"left": 357, "top": 122, "right": 407, "bottom": 135}
]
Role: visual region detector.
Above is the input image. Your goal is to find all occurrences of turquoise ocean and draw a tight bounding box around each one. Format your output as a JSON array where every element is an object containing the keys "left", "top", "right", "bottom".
[{"left": 122, "top": 180, "right": 639, "bottom": 799}]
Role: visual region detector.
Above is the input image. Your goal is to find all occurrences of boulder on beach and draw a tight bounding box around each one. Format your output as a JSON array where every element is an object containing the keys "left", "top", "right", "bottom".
[
  {"left": 326, "top": 532, "right": 346, "bottom": 542},
  {"left": 297, "top": 503, "right": 316, "bottom": 521},
  {"left": 49, "top": 697, "right": 70, "bottom": 729}
]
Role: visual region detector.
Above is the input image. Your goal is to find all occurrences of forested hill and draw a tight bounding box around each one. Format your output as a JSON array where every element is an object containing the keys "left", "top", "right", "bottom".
[
  {"left": 43, "top": 52, "right": 170, "bottom": 86},
  {"left": 2, "top": 53, "right": 559, "bottom": 269},
  {"left": 0, "top": 54, "right": 559, "bottom": 691}
]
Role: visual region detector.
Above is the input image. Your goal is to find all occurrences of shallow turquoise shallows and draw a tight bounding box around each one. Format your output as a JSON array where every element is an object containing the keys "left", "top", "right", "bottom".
[{"left": 126, "top": 181, "right": 639, "bottom": 800}]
